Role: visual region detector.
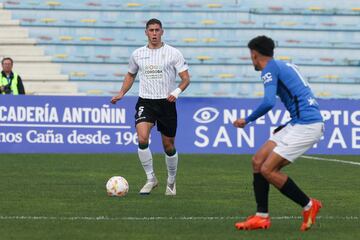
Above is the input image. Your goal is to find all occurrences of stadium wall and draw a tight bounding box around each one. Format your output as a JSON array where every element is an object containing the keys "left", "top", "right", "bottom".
[{"left": 0, "top": 95, "right": 359, "bottom": 155}]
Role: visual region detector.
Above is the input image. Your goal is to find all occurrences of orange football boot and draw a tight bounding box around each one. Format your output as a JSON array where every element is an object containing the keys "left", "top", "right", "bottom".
[
  {"left": 235, "top": 215, "right": 271, "bottom": 230},
  {"left": 300, "top": 198, "right": 322, "bottom": 231}
]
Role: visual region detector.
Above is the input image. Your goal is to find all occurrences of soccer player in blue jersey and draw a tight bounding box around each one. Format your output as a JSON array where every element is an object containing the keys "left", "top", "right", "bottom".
[{"left": 233, "top": 36, "right": 324, "bottom": 231}]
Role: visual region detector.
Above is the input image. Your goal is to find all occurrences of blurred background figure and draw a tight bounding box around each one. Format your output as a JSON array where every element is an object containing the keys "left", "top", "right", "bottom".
[{"left": 1, "top": 57, "right": 25, "bottom": 95}]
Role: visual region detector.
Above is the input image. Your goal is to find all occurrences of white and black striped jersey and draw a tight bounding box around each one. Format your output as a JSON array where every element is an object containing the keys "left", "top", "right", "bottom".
[{"left": 128, "top": 43, "right": 189, "bottom": 99}]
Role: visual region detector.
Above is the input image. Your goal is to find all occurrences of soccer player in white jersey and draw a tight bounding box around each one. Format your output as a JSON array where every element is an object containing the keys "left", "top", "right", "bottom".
[
  {"left": 111, "top": 18, "right": 190, "bottom": 196},
  {"left": 233, "top": 36, "right": 324, "bottom": 231}
]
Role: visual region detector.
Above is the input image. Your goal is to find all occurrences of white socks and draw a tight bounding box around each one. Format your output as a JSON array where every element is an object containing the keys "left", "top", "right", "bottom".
[
  {"left": 303, "top": 199, "right": 313, "bottom": 211},
  {"left": 138, "top": 147, "right": 178, "bottom": 184},
  {"left": 138, "top": 147, "right": 154, "bottom": 180},
  {"left": 166, "top": 152, "right": 178, "bottom": 184},
  {"left": 255, "top": 212, "right": 269, "bottom": 218}
]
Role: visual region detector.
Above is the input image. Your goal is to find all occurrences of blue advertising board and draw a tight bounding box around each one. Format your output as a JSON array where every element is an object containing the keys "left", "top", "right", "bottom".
[{"left": 0, "top": 95, "right": 359, "bottom": 154}]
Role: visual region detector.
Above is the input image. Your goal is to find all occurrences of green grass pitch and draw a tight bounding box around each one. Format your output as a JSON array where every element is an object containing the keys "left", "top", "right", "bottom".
[{"left": 0, "top": 154, "right": 359, "bottom": 239}]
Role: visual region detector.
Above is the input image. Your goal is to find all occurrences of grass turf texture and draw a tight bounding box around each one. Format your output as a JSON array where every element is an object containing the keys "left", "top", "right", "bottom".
[{"left": 0, "top": 154, "right": 359, "bottom": 240}]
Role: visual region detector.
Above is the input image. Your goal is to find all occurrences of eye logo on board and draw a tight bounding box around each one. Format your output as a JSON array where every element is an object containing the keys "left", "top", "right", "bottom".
[{"left": 193, "top": 107, "right": 219, "bottom": 124}]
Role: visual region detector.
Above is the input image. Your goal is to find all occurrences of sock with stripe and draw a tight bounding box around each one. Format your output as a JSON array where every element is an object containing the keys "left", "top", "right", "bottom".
[
  {"left": 165, "top": 150, "right": 178, "bottom": 184},
  {"left": 138, "top": 147, "right": 155, "bottom": 180}
]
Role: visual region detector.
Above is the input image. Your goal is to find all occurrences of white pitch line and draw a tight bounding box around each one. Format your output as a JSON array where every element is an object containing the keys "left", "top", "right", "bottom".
[
  {"left": 0, "top": 215, "right": 358, "bottom": 221},
  {"left": 302, "top": 155, "right": 360, "bottom": 166}
]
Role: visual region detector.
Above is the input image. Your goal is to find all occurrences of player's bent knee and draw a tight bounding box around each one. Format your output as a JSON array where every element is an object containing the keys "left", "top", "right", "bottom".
[
  {"left": 162, "top": 137, "right": 175, "bottom": 151},
  {"left": 138, "top": 138, "right": 149, "bottom": 146},
  {"left": 252, "top": 155, "right": 265, "bottom": 171},
  {"left": 259, "top": 165, "right": 272, "bottom": 179},
  {"left": 163, "top": 143, "right": 175, "bottom": 154}
]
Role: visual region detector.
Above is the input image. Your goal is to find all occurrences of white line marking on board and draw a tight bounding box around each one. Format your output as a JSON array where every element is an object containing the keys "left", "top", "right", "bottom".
[
  {"left": 0, "top": 123, "right": 130, "bottom": 129},
  {"left": 0, "top": 215, "right": 358, "bottom": 221},
  {"left": 302, "top": 155, "right": 360, "bottom": 166}
]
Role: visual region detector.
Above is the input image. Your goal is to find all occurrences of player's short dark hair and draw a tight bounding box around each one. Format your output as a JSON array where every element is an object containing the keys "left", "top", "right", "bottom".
[
  {"left": 146, "top": 18, "right": 162, "bottom": 29},
  {"left": 248, "top": 36, "right": 275, "bottom": 57},
  {"left": 1, "top": 57, "right": 13, "bottom": 65}
]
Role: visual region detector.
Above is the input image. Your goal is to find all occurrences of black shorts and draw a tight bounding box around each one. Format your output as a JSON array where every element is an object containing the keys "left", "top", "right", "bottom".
[{"left": 135, "top": 97, "right": 177, "bottom": 137}]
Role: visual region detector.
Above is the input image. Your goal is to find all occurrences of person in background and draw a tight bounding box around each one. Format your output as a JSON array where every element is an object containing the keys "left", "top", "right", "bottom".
[{"left": 1, "top": 57, "right": 25, "bottom": 95}]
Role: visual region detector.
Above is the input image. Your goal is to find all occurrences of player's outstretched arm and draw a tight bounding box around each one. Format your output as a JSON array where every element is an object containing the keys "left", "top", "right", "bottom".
[
  {"left": 111, "top": 72, "right": 136, "bottom": 104},
  {"left": 167, "top": 70, "right": 190, "bottom": 102}
]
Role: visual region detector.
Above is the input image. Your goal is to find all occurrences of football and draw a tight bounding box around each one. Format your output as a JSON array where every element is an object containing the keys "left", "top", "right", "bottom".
[{"left": 106, "top": 176, "right": 129, "bottom": 197}]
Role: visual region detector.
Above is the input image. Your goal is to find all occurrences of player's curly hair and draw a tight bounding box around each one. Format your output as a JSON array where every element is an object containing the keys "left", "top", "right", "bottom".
[{"left": 248, "top": 36, "right": 275, "bottom": 57}]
